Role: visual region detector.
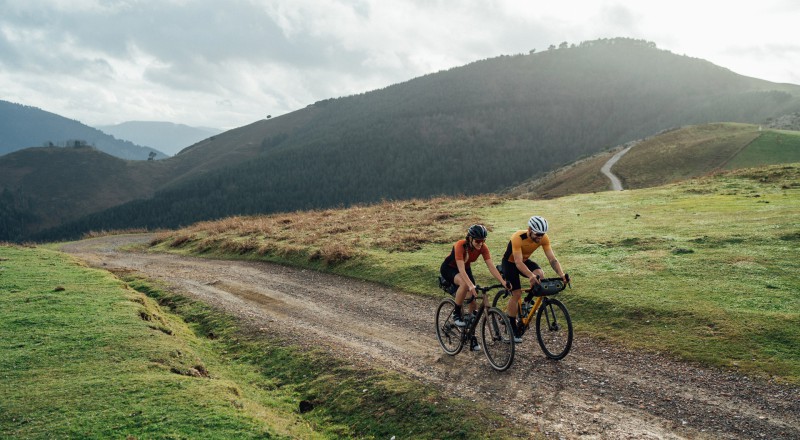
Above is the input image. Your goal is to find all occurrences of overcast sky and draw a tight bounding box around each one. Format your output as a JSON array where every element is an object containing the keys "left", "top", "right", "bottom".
[{"left": 1, "top": 0, "right": 798, "bottom": 130}]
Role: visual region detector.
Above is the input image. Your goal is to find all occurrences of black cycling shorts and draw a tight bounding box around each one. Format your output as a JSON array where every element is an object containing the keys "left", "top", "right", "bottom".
[
  {"left": 440, "top": 261, "right": 475, "bottom": 286},
  {"left": 501, "top": 259, "right": 541, "bottom": 290}
]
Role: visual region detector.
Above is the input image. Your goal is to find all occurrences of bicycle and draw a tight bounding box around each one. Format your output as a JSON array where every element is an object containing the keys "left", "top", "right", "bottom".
[
  {"left": 491, "top": 271, "right": 573, "bottom": 360},
  {"left": 435, "top": 277, "right": 516, "bottom": 371}
]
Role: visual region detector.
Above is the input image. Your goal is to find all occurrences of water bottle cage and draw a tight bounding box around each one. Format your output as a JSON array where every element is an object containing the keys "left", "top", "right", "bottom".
[{"left": 522, "top": 303, "right": 532, "bottom": 316}]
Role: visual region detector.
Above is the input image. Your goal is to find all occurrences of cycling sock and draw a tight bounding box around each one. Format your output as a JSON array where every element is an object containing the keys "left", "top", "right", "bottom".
[
  {"left": 454, "top": 304, "right": 463, "bottom": 319},
  {"left": 509, "top": 317, "right": 518, "bottom": 334}
]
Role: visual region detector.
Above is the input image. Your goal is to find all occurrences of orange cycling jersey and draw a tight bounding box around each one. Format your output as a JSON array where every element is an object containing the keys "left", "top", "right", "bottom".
[
  {"left": 502, "top": 230, "right": 551, "bottom": 263},
  {"left": 444, "top": 239, "right": 491, "bottom": 268}
]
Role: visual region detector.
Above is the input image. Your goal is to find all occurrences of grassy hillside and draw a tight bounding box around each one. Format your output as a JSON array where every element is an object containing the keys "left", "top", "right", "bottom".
[
  {"left": 724, "top": 129, "right": 800, "bottom": 169},
  {"left": 511, "top": 124, "right": 800, "bottom": 197},
  {"left": 0, "top": 245, "right": 514, "bottom": 438},
  {"left": 0, "top": 146, "right": 170, "bottom": 238},
  {"left": 504, "top": 150, "right": 617, "bottom": 199},
  {"left": 151, "top": 163, "right": 800, "bottom": 384},
  {"left": 13, "top": 38, "right": 800, "bottom": 242}
]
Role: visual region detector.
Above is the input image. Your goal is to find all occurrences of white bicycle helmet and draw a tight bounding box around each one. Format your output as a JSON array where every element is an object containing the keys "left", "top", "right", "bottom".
[{"left": 527, "top": 215, "right": 548, "bottom": 234}]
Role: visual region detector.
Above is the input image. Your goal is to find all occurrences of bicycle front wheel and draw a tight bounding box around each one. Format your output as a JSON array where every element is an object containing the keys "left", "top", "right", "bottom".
[
  {"left": 535, "top": 298, "right": 573, "bottom": 360},
  {"left": 491, "top": 288, "right": 512, "bottom": 311},
  {"left": 481, "top": 307, "right": 515, "bottom": 371},
  {"left": 435, "top": 298, "right": 464, "bottom": 355}
]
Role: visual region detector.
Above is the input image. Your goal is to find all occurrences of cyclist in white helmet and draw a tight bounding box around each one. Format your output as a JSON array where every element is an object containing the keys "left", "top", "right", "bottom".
[{"left": 501, "top": 215, "right": 568, "bottom": 342}]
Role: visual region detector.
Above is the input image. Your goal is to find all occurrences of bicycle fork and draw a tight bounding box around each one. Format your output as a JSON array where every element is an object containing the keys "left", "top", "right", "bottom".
[{"left": 540, "top": 299, "right": 561, "bottom": 332}]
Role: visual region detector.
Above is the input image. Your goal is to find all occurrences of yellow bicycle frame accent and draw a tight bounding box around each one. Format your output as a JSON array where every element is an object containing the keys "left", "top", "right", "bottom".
[{"left": 519, "top": 296, "right": 544, "bottom": 327}]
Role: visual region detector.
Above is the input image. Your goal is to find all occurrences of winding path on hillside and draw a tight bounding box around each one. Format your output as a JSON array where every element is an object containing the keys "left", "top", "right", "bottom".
[
  {"left": 62, "top": 235, "right": 800, "bottom": 440},
  {"left": 601, "top": 144, "right": 635, "bottom": 190}
]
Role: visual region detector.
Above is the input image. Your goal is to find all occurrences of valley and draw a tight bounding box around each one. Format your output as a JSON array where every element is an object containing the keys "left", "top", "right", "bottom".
[{"left": 2, "top": 34, "right": 799, "bottom": 439}]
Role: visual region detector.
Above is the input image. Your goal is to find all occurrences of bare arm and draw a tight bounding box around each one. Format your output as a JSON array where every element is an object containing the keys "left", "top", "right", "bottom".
[
  {"left": 544, "top": 247, "right": 566, "bottom": 281},
  {"left": 484, "top": 258, "right": 509, "bottom": 288}
]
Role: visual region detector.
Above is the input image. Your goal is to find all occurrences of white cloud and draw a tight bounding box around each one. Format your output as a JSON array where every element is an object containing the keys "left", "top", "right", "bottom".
[{"left": 0, "top": 0, "right": 798, "bottom": 129}]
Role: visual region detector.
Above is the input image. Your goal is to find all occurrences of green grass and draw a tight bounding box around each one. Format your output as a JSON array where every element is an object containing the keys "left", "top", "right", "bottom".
[
  {"left": 155, "top": 163, "right": 800, "bottom": 384},
  {"left": 725, "top": 130, "right": 800, "bottom": 169},
  {"left": 0, "top": 245, "right": 516, "bottom": 439},
  {"left": 614, "top": 123, "right": 761, "bottom": 188},
  {"left": 495, "top": 165, "right": 800, "bottom": 381},
  {"left": 0, "top": 246, "right": 307, "bottom": 439}
]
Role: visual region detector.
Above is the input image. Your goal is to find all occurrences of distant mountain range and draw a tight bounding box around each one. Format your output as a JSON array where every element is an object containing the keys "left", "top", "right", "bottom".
[
  {"left": 2, "top": 38, "right": 800, "bottom": 242},
  {"left": 0, "top": 100, "right": 167, "bottom": 160},
  {"left": 96, "top": 121, "right": 222, "bottom": 156}
]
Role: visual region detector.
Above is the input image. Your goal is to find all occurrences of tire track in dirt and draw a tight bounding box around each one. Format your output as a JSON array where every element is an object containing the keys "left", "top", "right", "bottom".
[{"left": 62, "top": 235, "right": 800, "bottom": 439}]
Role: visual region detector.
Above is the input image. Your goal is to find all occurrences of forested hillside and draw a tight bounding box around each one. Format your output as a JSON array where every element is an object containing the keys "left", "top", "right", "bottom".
[
  {"left": 0, "top": 146, "right": 169, "bottom": 239},
  {"left": 0, "top": 100, "right": 167, "bottom": 160},
  {"left": 6, "top": 38, "right": 800, "bottom": 242}
]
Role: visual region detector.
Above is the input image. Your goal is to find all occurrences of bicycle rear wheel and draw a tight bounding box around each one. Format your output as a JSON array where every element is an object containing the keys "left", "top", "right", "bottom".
[
  {"left": 435, "top": 298, "right": 464, "bottom": 355},
  {"left": 535, "top": 298, "right": 573, "bottom": 360},
  {"left": 481, "top": 307, "right": 515, "bottom": 371}
]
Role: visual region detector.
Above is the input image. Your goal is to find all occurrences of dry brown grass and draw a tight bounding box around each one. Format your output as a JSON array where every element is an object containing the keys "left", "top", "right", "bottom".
[
  {"left": 153, "top": 195, "right": 502, "bottom": 264},
  {"left": 504, "top": 149, "right": 617, "bottom": 199}
]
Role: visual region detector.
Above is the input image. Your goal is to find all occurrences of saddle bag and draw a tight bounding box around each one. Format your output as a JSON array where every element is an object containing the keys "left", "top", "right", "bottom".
[{"left": 438, "top": 275, "right": 458, "bottom": 296}]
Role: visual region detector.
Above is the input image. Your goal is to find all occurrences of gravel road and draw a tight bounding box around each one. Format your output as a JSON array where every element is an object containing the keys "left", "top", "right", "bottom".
[
  {"left": 600, "top": 144, "right": 634, "bottom": 191},
  {"left": 61, "top": 234, "right": 800, "bottom": 439}
]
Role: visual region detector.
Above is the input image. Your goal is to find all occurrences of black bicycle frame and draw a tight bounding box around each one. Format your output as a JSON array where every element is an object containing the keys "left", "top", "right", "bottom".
[{"left": 462, "top": 294, "right": 486, "bottom": 340}]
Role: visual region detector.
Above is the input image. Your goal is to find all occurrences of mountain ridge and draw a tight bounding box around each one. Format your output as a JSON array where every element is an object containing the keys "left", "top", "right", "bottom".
[
  {"left": 3, "top": 38, "right": 800, "bottom": 241},
  {"left": 96, "top": 121, "right": 223, "bottom": 156},
  {"left": 0, "top": 100, "right": 167, "bottom": 160}
]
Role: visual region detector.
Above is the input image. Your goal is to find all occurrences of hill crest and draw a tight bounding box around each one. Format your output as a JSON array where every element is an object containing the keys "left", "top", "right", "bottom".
[
  {"left": 4, "top": 38, "right": 800, "bottom": 241},
  {"left": 0, "top": 100, "right": 167, "bottom": 160},
  {"left": 97, "top": 121, "right": 222, "bottom": 156}
]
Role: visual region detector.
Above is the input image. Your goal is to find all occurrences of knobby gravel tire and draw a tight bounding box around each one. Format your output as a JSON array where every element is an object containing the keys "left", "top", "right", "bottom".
[
  {"left": 535, "top": 298, "right": 573, "bottom": 360},
  {"left": 435, "top": 298, "right": 464, "bottom": 355},
  {"left": 481, "top": 307, "right": 515, "bottom": 371}
]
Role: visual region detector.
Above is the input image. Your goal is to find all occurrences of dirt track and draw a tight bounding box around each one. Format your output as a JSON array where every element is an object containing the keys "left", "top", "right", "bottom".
[
  {"left": 61, "top": 235, "right": 800, "bottom": 439},
  {"left": 600, "top": 143, "right": 635, "bottom": 191}
]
